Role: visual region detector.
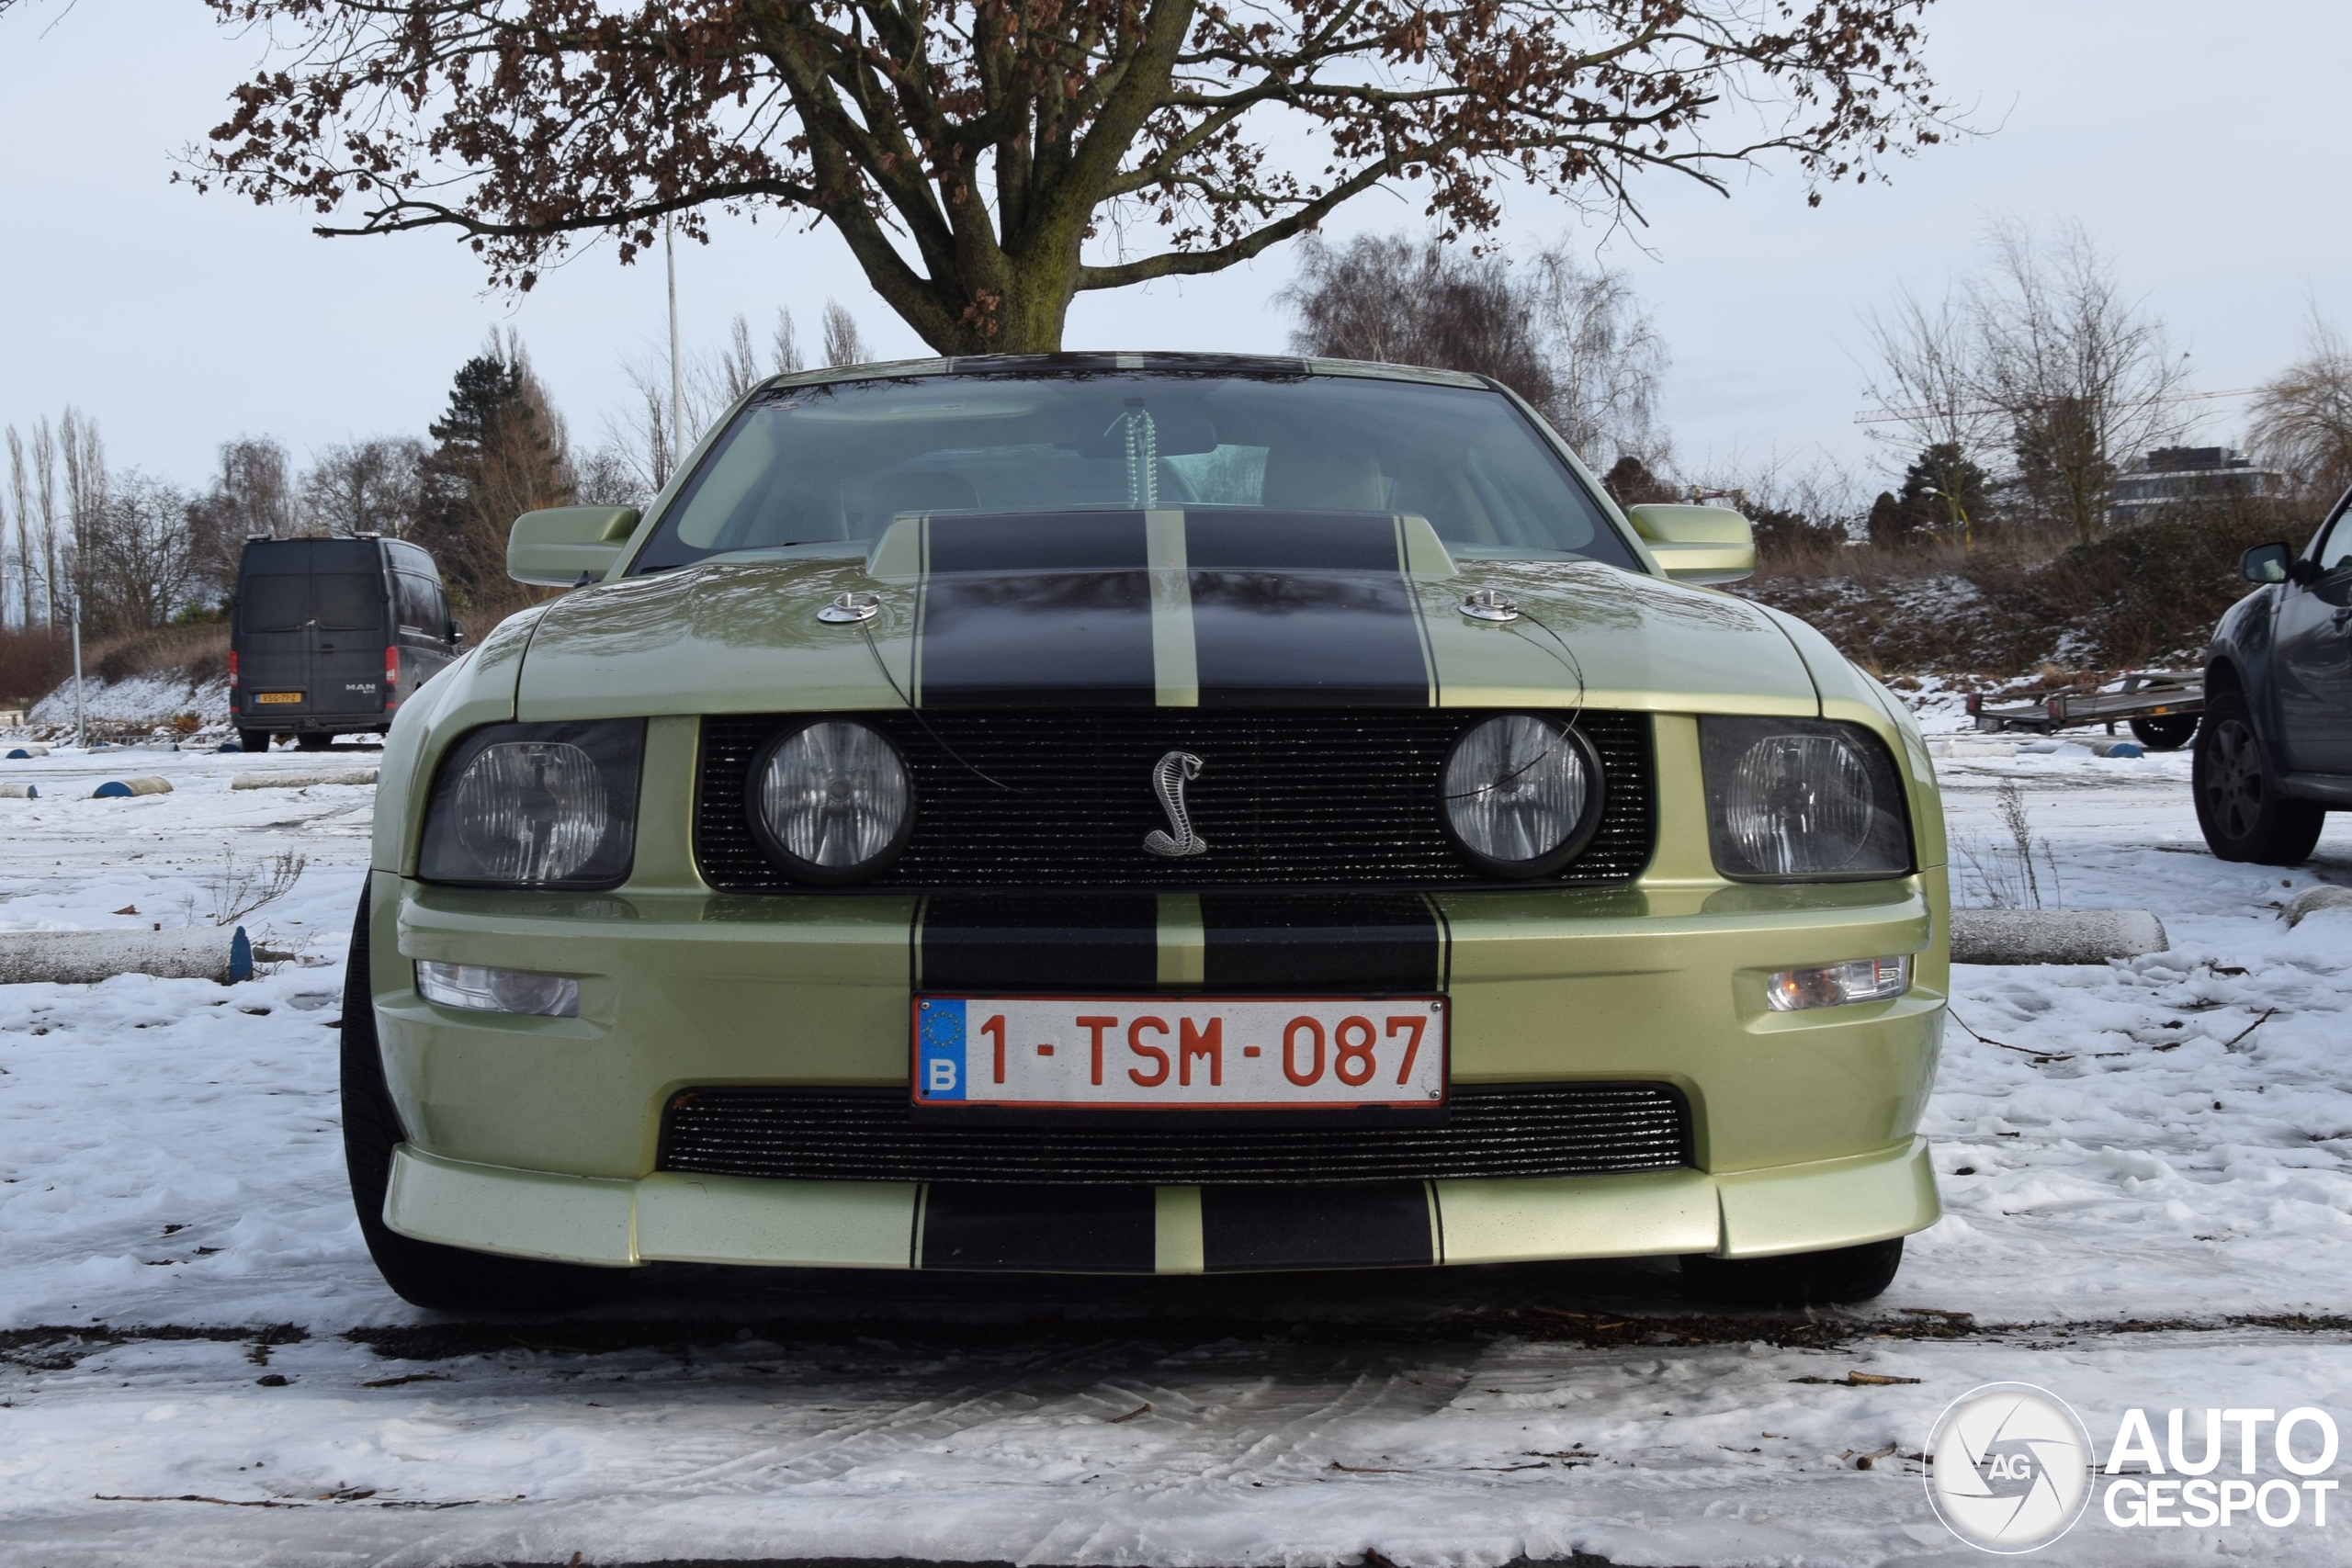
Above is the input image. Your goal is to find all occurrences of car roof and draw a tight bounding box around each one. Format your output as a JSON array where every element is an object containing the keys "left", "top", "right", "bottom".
[{"left": 752, "top": 351, "right": 1492, "bottom": 396}]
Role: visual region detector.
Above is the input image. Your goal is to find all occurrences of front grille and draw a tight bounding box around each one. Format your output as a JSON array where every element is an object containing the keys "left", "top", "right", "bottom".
[
  {"left": 659, "top": 1083, "right": 1691, "bottom": 1185},
  {"left": 696, "top": 708, "right": 1653, "bottom": 890}
]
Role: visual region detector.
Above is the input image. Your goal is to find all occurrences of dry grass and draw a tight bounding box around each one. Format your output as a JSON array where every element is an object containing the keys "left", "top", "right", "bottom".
[{"left": 1739, "top": 503, "right": 2311, "bottom": 677}]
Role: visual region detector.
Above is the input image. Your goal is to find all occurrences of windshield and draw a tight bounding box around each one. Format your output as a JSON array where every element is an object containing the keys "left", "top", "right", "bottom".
[{"left": 628, "top": 371, "right": 1641, "bottom": 573}]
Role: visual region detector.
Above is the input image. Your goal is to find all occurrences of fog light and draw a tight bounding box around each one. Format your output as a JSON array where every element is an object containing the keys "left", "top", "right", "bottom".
[
  {"left": 415, "top": 960, "right": 579, "bottom": 1018},
  {"left": 1764, "top": 955, "right": 1910, "bottom": 1012}
]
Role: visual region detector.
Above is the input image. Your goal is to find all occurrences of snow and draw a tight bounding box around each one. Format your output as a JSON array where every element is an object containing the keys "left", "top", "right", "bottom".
[
  {"left": 25, "top": 671, "right": 231, "bottom": 733},
  {"left": 3, "top": 736, "right": 2351, "bottom": 1565}
]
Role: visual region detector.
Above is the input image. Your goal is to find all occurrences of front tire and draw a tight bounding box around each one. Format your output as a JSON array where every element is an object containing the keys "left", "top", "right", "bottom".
[
  {"left": 1679, "top": 1238, "right": 1905, "bottom": 1308},
  {"left": 2194, "top": 690, "right": 2324, "bottom": 864},
  {"left": 342, "top": 884, "right": 625, "bottom": 1312}
]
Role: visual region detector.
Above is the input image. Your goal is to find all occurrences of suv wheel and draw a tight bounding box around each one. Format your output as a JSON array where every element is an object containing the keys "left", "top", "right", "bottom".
[
  {"left": 342, "top": 886, "right": 626, "bottom": 1312},
  {"left": 1679, "top": 1238, "right": 1905, "bottom": 1308},
  {"left": 297, "top": 733, "right": 333, "bottom": 752},
  {"left": 2194, "top": 690, "right": 2324, "bottom": 864}
]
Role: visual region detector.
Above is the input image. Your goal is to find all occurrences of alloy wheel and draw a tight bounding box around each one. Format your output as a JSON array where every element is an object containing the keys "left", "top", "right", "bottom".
[{"left": 2204, "top": 717, "right": 2266, "bottom": 840}]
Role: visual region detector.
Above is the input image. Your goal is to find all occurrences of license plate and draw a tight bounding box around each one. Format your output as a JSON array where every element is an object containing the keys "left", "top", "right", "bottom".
[
  {"left": 913, "top": 995, "right": 1447, "bottom": 1110},
  {"left": 253, "top": 692, "right": 303, "bottom": 705}
]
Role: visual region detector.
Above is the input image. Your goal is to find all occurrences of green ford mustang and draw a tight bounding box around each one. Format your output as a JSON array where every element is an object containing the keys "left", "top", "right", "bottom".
[{"left": 345, "top": 354, "right": 1948, "bottom": 1310}]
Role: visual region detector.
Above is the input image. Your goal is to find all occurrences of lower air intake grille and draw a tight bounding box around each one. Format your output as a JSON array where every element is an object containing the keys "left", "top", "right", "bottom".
[
  {"left": 695, "top": 707, "right": 1654, "bottom": 890},
  {"left": 659, "top": 1083, "right": 1691, "bottom": 1185}
]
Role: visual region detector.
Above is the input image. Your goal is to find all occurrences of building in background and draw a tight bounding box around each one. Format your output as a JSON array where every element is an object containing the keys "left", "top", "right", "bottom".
[{"left": 2109, "top": 446, "right": 2287, "bottom": 524}]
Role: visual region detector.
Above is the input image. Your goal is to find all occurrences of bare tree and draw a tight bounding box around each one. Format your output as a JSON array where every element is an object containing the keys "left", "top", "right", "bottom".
[
  {"left": 771, "top": 308, "right": 805, "bottom": 378},
  {"left": 1858, "top": 286, "right": 2002, "bottom": 545},
  {"left": 1527, "top": 253, "right": 1671, "bottom": 474},
  {"left": 4, "top": 427, "right": 33, "bottom": 629},
  {"left": 85, "top": 471, "right": 198, "bottom": 634},
  {"left": 58, "top": 409, "right": 106, "bottom": 611},
  {"left": 821, "top": 301, "right": 869, "bottom": 368},
  {"left": 2248, "top": 305, "right": 2352, "bottom": 503},
  {"left": 1282, "top": 231, "right": 1669, "bottom": 473},
  {"left": 191, "top": 1, "right": 1951, "bottom": 356},
  {"left": 302, "top": 436, "right": 428, "bottom": 537},
  {"left": 607, "top": 308, "right": 811, "bottom": 491},
  {"left": 31, "top": 420, "right": 60, "bottom": 626},
  {"left": 1970, "top": 219, "right": 2191, "bottom": 540}
]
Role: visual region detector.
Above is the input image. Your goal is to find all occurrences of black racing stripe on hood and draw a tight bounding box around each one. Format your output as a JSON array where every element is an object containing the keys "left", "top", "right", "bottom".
[
  {"left": 916, "top": 512, "right": 1156, "bottom": 706},
  {"left": 919, "top": 893, "right": 1159, "bottom": 992},
  {"left": 1197, "top": 893, "right": 1444, "bottom": 992},
  {"left": 1184, "top": 511, "right": 1434, "bottom": 707}
]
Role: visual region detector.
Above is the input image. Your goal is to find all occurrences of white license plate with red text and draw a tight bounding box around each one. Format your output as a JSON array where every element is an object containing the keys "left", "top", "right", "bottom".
[{"left": 912, "top": 996, "right": 1447, "bottom": 1110}]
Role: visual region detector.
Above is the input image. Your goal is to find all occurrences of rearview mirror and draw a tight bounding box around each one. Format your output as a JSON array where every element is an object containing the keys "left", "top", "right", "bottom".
[
  {"left": 2240, "top": 542, "right": 2292, "bottom": 584},
  {"left": 1623, "top": 503, "right": 1757, "bottom": 586},
  {"left": 508, "top": 506, "right": 643, "bottom": 587}
]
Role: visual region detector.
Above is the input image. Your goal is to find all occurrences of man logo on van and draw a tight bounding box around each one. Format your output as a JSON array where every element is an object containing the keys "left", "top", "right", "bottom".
[{"left": 345, "top": 682, "right": 379, "bottom": 694}]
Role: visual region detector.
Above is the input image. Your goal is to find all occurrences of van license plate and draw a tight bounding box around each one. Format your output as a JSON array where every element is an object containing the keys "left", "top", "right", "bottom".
[
  {"left": 253, "top": 692, "right": 303, "bottom": 705},
  {"left": 912, "top": 995, "right": 1447, "bottom": 1109}
]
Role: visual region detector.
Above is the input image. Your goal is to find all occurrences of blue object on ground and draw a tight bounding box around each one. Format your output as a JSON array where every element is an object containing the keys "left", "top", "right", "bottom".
[
  {"left": 229, "top": 926, "right": 253, "bottom": 984},
  {"left": 93, "top": 781, "right": 131, "bottom": 798}
]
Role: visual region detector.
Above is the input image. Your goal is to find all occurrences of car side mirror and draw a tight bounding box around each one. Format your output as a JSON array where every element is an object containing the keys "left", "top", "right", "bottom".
[
  {"left": 508, "top": 505, "right": 643, "bottom": 587},
  {"left": 1623, "top": 503, "right": 1757, "bottom": 585},
  {"left": 2240, "top": 542, "right": 2292, "bottom": 584},
  {"left": 446, "top": 619, "right": 465, "bottom": 645}
]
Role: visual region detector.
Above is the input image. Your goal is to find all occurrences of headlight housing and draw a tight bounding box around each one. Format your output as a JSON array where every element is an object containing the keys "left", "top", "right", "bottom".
[
  {"left": 1700, "top": 716, "right": 1911, "bottom": 881},
  {"left": 1439, "top": 714, "right": 1605, "bottom": 878},
  {"left": 417, "top": 719, "right": 644, "bottom": 888},
  {"left": 746, "top": 719, "right": 916, "bottom": 885}
]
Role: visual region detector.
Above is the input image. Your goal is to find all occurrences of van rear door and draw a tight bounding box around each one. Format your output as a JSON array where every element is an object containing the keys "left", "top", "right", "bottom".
[
  {"left": 236, "top": 555, "right": 312, "bottom": 723},
  {"left": 311, "top": 560, "right": 392, "bottom": 720}
]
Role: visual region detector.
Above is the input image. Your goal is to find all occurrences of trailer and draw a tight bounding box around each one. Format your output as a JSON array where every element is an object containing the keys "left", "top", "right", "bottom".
[{"left": 1965, "top": 669, "right": 2203, "bottom": 750}]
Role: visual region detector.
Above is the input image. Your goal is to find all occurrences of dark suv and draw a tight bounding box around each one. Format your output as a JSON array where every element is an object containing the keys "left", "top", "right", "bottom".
[
  {"left": 2197, "top": 499, "right": 2352, "bottom": 863},
  {"left": 232, "top": 536, "right": 461, "bottom": 751}
]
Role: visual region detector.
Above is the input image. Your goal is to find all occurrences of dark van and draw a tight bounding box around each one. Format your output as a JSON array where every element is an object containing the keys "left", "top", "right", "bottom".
[{"left": 232, "top": 536, "right": 461, "bottom": 751}]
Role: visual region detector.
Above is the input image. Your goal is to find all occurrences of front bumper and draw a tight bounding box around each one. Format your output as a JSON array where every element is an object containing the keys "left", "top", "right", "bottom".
[
  {"left": 370, "top": 852, "right": 1950, "bottom": 1271},
  {"left": 386, "top": 1134, "right": 1939, "bottom": 1271}
]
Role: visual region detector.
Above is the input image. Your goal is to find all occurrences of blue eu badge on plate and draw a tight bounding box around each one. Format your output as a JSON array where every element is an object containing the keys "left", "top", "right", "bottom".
[{"left": 918, "top": 998, "right": 967, "bottom": 1100}]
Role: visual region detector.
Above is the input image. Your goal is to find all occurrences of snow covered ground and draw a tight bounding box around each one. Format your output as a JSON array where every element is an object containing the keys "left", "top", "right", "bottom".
[{"left": 2, "top": 734, "right": 2350, "bottom": 1566}]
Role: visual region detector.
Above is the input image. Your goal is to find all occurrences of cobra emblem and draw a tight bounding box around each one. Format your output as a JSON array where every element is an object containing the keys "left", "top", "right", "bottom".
[{"left": 1143, "top": 750, "right": 1209, "bottom": 857}]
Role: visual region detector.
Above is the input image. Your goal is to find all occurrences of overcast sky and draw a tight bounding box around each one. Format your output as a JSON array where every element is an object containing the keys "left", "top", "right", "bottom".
[{"left": 5, "top": 0, "right": 2347, "bottom": 505}]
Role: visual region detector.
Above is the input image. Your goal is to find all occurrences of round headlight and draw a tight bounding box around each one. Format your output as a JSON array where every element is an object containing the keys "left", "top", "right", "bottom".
[
  {"left": 748, "top": 720, "right": 915, "bottom": 884},
  {"left": 453, "top": 740, "right": 609, "bottom": 884},
  {"left": 1440, "top": 714, "right": 1604, "bottom": 877},
  {"left": 1723, "top": 732, "right": 1876, "bottom": 875}
]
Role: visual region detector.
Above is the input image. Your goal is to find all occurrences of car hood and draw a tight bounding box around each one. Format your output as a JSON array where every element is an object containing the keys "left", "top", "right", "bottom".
[{"left": 514, "top": 510, "right": 1821, "bottom": 720}]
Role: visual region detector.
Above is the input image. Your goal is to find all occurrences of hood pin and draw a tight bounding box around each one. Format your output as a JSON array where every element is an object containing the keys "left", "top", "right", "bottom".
[
  {"left": 1458, "top": 588, "right": 1521, "bottom": 623},
  {"left": 818, "top": 592, "right": 880, "bottom": 625}
]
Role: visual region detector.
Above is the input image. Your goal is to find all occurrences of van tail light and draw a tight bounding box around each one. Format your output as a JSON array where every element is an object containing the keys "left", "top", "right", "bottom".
[
  {"left": 227, "top": 650, "right": 239, "bottom": 689},
  {"left": 385, "top": 646, "right": 400, "bottom": 685}
]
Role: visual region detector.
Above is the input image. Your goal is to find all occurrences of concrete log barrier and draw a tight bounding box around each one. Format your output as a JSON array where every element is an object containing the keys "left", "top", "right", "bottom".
[
  {"left": 92, "top": 776, "right": 173, "bottom": 798},
  {"left": 6, "top": 743, "right": 50, "bottom": 759},
  {"left": 2283, "top": 886, "right": 2352, "bottom": 927},
  {"left": 1950, "top": 908, "right": 2168, "bottom": 965},
  {"left": 230, "top": 770, "right": 379, "bottom": 790},
  {"left": 0, "top": 783, "right": 37, "bottom": 798},
  {"left": 0, "top": 926, "right": 252, "bottom": 985}
]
